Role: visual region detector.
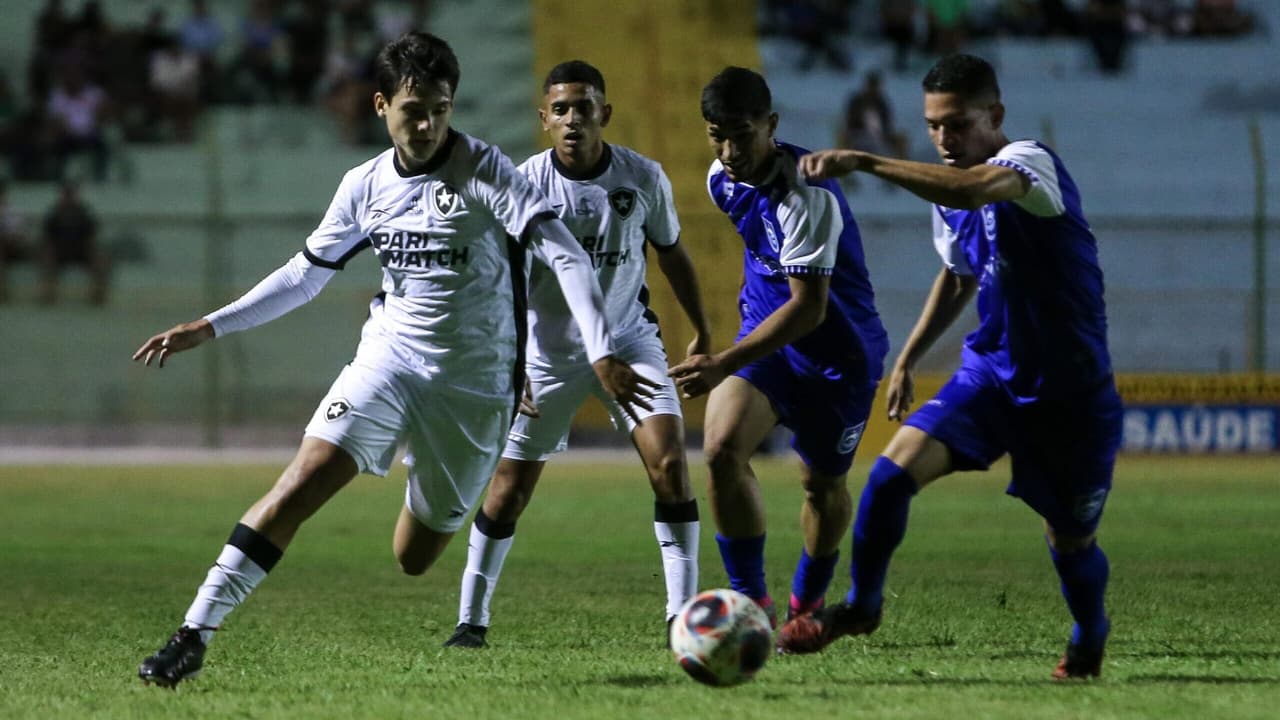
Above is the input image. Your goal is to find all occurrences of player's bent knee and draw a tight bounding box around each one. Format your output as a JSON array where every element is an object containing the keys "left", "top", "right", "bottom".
[
  {"left": 397, "top": 553, "right": 430, "bottom": 576},
  {"left": 704, "top": 437, "right": 748, "bottom": 477},
  {"left": 646, "top": 452, "right": 687, "bottom": 494},
  {"left": 1045, "top": 524, "right": 1096, "bottom": 553}
]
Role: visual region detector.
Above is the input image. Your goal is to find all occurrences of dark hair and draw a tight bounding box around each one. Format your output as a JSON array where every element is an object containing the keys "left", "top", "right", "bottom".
[
  {"left": 701, "top": 66, "right": 771, "bottom": 124},
  {"left": 543, "top": 60, "right": 605, "bottom": 95},
  {"left": 921, "top": 54, "right": 1000, "bottom": 101},
  {"left": 374, "top": 31, "right": 461, "bottom": 99}
]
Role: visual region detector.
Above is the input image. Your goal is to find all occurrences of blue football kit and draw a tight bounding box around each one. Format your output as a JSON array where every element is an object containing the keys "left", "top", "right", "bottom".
[
  {"left": 707, "top": 141, "right": 889, "bottom": 476},
  {"left": 905, "top": 139, "right": 1123, "bottom": 535}
]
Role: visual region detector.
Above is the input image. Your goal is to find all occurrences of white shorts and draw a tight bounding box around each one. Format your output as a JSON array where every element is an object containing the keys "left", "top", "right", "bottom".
[
  {"left": 304, "top": 340, "right": 513, "bottom": 533},
  {"left": 505, "top": 337, "right": 683, "bottom": 462}
]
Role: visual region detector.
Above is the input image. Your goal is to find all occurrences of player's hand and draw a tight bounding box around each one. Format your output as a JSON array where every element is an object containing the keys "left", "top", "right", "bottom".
[
  {"left": 686, "top": 331, "right": 711, "bottom": 359},
  {"left": 668, "top": 353, "right": 728, "bottom": 399},
  {"left": 885, "top": 363, "right": 915, "bottom": 421},
  {"left": 592, "top": 355, "right": 659, "bottom": 424},
  {"left": 798, "top": 149, "right": 863, "bottom": 180},
  {"left": 517, "top": 376, "right": 540, "bottom": 418},
  {"left": 132, "top": 319, "right": 215, "bottom": 368}
]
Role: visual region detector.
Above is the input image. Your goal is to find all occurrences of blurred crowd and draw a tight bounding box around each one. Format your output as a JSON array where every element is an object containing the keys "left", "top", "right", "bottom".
[
  {"left": 763, "top": 1, "right": 1262, "bottom": 73},
  {"left": 0, "top": 0, "right": 433, "bottom": 184}
]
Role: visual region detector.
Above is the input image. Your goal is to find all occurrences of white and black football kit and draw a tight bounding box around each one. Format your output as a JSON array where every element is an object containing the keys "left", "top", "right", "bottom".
[
  {"left": 506, "top": 144, "right": 684, "bottom": 460},
  {"left": 204, "top": 130, "right": 615, "bottom": 532}
]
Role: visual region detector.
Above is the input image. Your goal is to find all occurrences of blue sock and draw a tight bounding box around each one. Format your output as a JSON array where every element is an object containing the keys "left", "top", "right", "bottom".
[
  {"left": 846, "top": 457, "right": 917, "bottom": 612},
  {"left": 715, "top": 533, "right": 768, "bottom": 601},
  {"left": 791, "top": 547, "right": 838, "bottom": 610},
  {"left": 1049, "top": 540, "right": 1110, "bottom": 650}
]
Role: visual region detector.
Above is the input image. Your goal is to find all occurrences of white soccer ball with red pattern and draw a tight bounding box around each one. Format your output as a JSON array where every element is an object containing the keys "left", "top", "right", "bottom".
[{"left": 669, "top": 588, "right": 773, "bottom": 686}]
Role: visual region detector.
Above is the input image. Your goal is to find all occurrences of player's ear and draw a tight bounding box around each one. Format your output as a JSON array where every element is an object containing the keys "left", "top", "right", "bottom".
[
  {"left": 374, "top": 92, "right": 388, "bottom": 117},
  {"left": 767, "top": 112, "right": 779, "bottom": 138},
  {"left": 600, "top": 103, "right": 613, "bottom": 128},
  {"left": 539, "top": 106, "right": 550, "bottom": 132},
  {"left": 989, "top": 101, "right": 1005, "bottom": 130}
]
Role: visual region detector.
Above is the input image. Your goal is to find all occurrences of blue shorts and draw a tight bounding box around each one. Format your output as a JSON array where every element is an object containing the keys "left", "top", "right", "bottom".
[
  {"left": 904, "top": 365, "right": 1123, "bottom": 536},
  {"left": 735, "top": 352, "right": 878, "bottom": 476}
]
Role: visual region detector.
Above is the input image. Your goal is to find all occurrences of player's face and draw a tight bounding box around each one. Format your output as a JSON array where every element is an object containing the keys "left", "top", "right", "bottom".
[
  {"left": 375, "top": 78, "right": 454, "bottom": 171},
  {"left": 541, "top": 82, "right": 611, "bottom": 160},
  {"left": 706, "top": 113, "right": 779, "bottom": 184},
  {"left": 923, "top": 92, "right": 1004, "bottom": 169}
]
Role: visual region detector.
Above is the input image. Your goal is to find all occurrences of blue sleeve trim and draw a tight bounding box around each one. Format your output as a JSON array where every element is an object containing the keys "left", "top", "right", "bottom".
[
  {"left": 988, "top": 158, "right": 1039, "bottom": 185},
  {"left": 784, "top": 265, "right": 834, "bottom": 276}
]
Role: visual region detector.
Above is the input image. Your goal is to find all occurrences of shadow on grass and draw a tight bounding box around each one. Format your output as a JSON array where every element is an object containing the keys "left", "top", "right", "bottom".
[
  {"left": 603, "top": 673, "right": 680, "bottom": 688},
  {"left": 1125, "top": 674, "right": 1280, "bottom": 685}
]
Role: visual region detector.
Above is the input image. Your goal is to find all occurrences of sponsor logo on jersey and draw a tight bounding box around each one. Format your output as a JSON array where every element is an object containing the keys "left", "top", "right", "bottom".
[
  {"left": 575, "top": 197, "right": 595, "bottom": 216},
  {"left": 836, "top": 421, "right": 866, "bottom": 455},
  {"left": 325, "top": 399, "right": 352, "bottom": 422},
  {"left": 579, "top": 234, "right": 630, "bottom": 269},
  {"left": 608, "top": 188, "right": 637, "bottom": 219},
  {"left": 432, "top": 183, "right": 461, "bottom": 216},
  {"left": 370, "top": 231, "right": 471, "bottom": 268}
]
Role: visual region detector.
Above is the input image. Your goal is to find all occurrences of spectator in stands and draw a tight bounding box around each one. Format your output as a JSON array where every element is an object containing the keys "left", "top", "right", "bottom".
[
  {"left": 926, "top": 0, "right": 969, "bottom": 54},
  {"left": 28, "top": 0, "right": 76, "bottom": 102},
  {"left": 1193, "top": 0, "right": 1255, "bottom": 36},
  {"left": 1084, "top": 0, "right": 1128, "bottom": 74},
  {"left": 837, "top": 70, "right": 909, "bottom": 189},
  {"left": 783, "top": 0, "right": 853, "bottom": 72},
  {"left": 39, "top": 179, "right": 109, "bottom": 306},
  {"left": 320, "top": 28, "right": 374, "bottom": 145},
  {"left": 840, "top": 71, "right": 908, "bottom": 157},
  {"left": 336, "top": 0, "right": 376, "bottom": 34},
  {"left": 284, "top": 0, "right": 331, "bottom": 104},
  {"left": 0, "top": 180, "right": 28, "bottom": 303},
  {"left": 179, "top": 0, "right": 225, "bottom": 103},
  {"left": 230, "top": 0, "right": 286, "bottom": 104},
  {"left": 150, "top": 38, "right": 203, "bottom": 142},
  {"left": 881, "top": 0, "right": 918, "bottom": 73},
  {"left": 994, "top": 0, "right": 1079, "bottom": 36},
  {"left": 47, "top": 64, "right": 110, "bottom": 182},
  {"left": 0, "top": 72, "right": 21, "bottom": 177},
  {"left": 1128, "top": 0, "right": 1195, "bottom": 36}
]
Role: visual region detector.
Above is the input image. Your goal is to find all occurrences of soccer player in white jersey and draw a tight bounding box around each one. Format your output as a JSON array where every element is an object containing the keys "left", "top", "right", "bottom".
[
  {"left": 131, "top": 33, "right": 657, "bottom": 688},
  {"left": 443, "top": 61, "right": 711, "bottom": 649}
]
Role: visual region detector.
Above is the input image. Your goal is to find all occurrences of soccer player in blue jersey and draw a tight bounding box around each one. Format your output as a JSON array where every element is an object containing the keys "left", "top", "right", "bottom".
[
  {"left": 669, "top": 67, "right": 889, "bottom": 627},
  {"left": 776, "top": 54, "right": 1123, "bottom": 680}
]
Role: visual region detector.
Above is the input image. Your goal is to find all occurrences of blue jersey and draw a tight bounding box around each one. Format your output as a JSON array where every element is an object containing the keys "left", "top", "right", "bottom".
[
  {"left": 932, "top": 140, "right": 1111, "bottom": 403},
  {"left": 707, "top": 141, "right": 888, "bottom": 382}
]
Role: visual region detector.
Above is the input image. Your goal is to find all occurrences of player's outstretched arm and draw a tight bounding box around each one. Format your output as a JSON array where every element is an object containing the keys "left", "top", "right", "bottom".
[
  {"left": 132, "top": 319, "right": 215, "bottom": 368},
  {"left": 654, "top": 241, "right": 711, "bottom": 357},
  {"left": 799, "top": 150, "right": 1029, "bottom": 209},
  {"left": 886, "top": 268, "right": 977, "bottom": 420},
  {"left": 133, "top": 254, "right": 336, "bottom": 369},
  {"left": 670, "top": 274, "right": 828, "bottom": 399}
]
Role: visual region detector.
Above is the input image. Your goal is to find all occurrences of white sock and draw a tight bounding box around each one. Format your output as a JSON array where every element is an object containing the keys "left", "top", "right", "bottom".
[
  {"left": 458, "top": 521, "right": 515, "bottom": 627},
  {"left": 655, "top": 517, "right": 700, "bottom": 621},
  {"left": 182, "top": 544, "right": 269, "bottom": 645}
]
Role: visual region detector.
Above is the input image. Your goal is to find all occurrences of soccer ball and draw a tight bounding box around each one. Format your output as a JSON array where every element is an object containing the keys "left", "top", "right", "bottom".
[{"left": 669, "top": 588, "right": 773, "bottom": 687}]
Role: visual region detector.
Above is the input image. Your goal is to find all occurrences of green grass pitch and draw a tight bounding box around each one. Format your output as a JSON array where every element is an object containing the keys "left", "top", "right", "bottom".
[{"left": 1, "top": 455, "right": 1278, "bottom": 719}]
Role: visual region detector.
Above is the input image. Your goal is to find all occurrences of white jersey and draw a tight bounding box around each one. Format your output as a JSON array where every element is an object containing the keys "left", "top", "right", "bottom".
[
  {"left": 519, "top": 144, "right": 680, "bottom": 367},
  {"left": 304, "top": 131, "right": 552, "bottom": 396}
]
